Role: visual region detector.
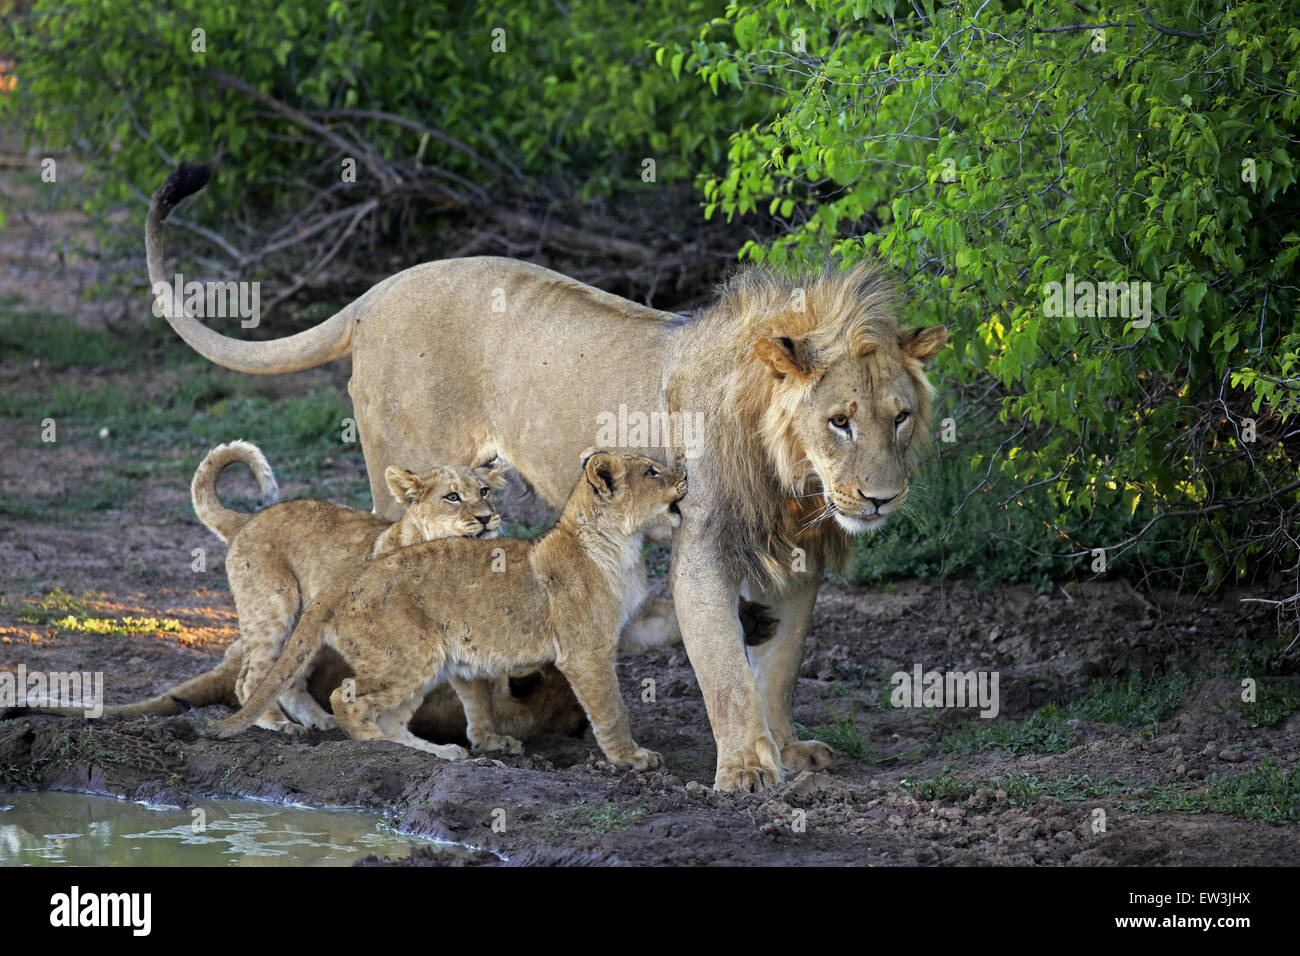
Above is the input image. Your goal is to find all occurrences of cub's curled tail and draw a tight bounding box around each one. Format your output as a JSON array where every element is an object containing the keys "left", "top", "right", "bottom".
[{"left": 191, "top": 440, "right": 279, "bottom": 542}]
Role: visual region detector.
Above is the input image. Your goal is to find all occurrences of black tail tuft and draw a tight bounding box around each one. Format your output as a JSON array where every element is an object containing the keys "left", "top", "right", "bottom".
[
  {"left": 169, "top": 695, "right": 195, "bottom": 713},
  {"left": 153, "top": 163, "right": 212, "bottom": 216}
]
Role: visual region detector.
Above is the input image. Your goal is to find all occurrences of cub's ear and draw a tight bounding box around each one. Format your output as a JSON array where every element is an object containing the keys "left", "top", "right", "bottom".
[
  {"left": 898, "top": 326, "right": 949, "bottom": 366},
  {"left": 583, "top": 452, "right": 623, "bottom": 500},
  {"left": 755, "top": 336, "right": 813, "bottom": 381},
  {"left": 385, "top": 466, "right": 427, "bottom": 505},
  {"left": 474, "top": 457, "right": 508, "bottom": 491}
]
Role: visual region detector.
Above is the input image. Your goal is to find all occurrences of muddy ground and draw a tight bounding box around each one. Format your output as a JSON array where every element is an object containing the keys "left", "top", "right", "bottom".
[{"left": 1, "top": 154, "right": 1297, "bottom": 866}]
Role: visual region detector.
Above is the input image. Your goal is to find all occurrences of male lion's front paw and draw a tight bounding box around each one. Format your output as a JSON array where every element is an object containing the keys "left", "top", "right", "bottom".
[
  {"left": 781, "top": 740, "right": 837, "bottom": 773},
  {"left": 621, "top": 747, "right": 662, "bottom": 771},
  {"left": 474, "top": 733, "right": 524, "bottom": 755},
  {"left": 714, "top": 737, "right": 783, "bottom": 793}
]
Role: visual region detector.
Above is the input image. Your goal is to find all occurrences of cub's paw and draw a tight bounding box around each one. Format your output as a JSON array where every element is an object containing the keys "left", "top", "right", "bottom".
[
  {"left": 302, "top": 714, "right": 339, "bottom": 732},
  {"left": 474, "top": 733, "right": 524, "bottom": 756},
  {"left": 714, "top": 737, "right": 783, "bottom": 793},
  {"left": 434, "top": 743, "right": 470, "bottom": 761},
  {"left": 781, "top": 739, "right": 836, "bottom": 773},
  {"left": 622, "top": 747, "right": 663, "bottom": 771}
]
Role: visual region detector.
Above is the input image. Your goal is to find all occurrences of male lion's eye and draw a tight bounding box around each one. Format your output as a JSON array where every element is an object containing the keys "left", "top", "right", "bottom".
[
  {"left": 444, "top": 493, "right": 461, "bottom": 503},
  {"left": 895, "top": 411, "right": 911, "bottom": 425},
  {"left": 480, "top": 487, "right": 489, "bottom": 498},
  {"left": 830, "top": 414, "right": 850, "bottom": 430},
  {"left": 645, "top": 466, "right": 659, "bottom": 478}
]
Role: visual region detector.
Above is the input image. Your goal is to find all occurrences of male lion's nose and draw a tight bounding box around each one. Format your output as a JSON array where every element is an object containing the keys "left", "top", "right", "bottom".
[{"left": 862, "top": 492, "right": 898, "bottom": 509}]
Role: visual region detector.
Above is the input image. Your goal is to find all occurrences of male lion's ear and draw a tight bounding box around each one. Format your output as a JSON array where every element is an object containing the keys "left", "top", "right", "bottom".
[
  {"left": 898, "top": 326, "right": 949, "bottom": 366},
  {"left": 583, "top": 452, "right": 623, "bottom": 500},
  {"left": 755, "top": 336, "right": 812, "bottom": 381},
  {"left": 474, "top": 457, "right": 508, "bottom": 491},
  {"left": 385, "top": 466, "right": 426, "bottom": 505}
]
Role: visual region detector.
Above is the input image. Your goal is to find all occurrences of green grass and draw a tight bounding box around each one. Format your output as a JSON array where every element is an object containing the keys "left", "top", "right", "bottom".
[
  {"left": 901, "top": 760, "right": 1298, "bottom": 825},
  {"left": 0, "top": 309, "right": 127, "bottom": 370},
  {"left": 1151, "top": 760, "right": 1297, "bottom": 824},
  {"left": 553, "top": 802, "right": 647, "bottom": 834},
  {"left": 1232, "top": 680, "right": 1300, "bottom": 728},
  {"left": 2, "top": 587, "right": 102, "bottom": 624},
  {"left": 931, "top": 671, "right": 1198, "bottom": 758},
  {"left": 797, "top": 700, "right": 873, "bottom": 761},
  {"left": 1, "top": 588, "right": 182, "bottom": 637}
]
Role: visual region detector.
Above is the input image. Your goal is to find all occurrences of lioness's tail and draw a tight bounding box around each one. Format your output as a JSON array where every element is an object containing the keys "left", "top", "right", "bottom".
[
  {"left": 191, "top": 440, "right": 279, "bottom": 543},
  {"left": 207, "top": 597, "right": 333, "bottom": 738},
  {"left": 146, "top": 162, "right": 356, "bottom": 374},
  {"left": 4, "top": 643, "right": 240, "bottom": 719}
]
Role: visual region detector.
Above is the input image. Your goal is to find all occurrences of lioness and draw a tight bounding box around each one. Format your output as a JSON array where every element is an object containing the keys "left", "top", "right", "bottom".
[
  {"left": 207, "top": 451, "right": 684, "bottom": 769},
  {"left": 149, "top": 163, "right": 946, "bottom": 791}
]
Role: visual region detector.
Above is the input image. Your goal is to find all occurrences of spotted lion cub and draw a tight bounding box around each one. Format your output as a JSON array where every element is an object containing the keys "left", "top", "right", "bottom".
[
  {"left": 209, "top": 450, "right": 685, "bottom": 768},
  {"left": 191, "top": 440, "right": 505, "bottom": 734}
]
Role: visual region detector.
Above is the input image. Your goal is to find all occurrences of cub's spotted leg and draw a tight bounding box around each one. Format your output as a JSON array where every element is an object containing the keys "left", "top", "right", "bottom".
[
  {"left": 556, "top": 648, "right": 660, "bottom": 770},
  {"left": 329, "top": 666, "right": 466, "bottom": 761},
  {"left": 230, "top": 561, "right": 305, "bottom": 733},
  {"left": 449, "top": 675, "right": 523, "bottom": 754}
]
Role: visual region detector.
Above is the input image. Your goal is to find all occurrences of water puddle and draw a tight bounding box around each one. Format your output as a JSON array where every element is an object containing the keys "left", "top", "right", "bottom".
[{"left": 0, "top": 791, "right": 463, "bottom": 866}]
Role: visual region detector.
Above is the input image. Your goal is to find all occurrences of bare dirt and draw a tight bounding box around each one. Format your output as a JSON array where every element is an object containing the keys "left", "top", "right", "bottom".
[{"left": 1, "top": 154, "right": 1296, "bottom": 867}]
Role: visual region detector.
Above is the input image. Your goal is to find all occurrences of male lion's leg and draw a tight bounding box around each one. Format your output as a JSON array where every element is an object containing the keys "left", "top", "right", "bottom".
[
  {"left": 556, "top": 649, "right": 660, "bottom": 770},
  {"left": 448, "top": 675, "right": 523, "bottom": 754},
  {"left": 669, "top": 544, "right": 782, "bottom": 792},
  {"left": 747, "top": 571, "right": 835, "bottom": 774}
]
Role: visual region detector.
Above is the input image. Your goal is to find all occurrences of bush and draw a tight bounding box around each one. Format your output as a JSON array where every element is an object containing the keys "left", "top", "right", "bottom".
[{"left": 680, "top": 0, "right": 1299, "bottom": 592}]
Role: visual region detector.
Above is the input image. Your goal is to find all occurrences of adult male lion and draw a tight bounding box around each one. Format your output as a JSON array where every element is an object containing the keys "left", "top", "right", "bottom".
[{"left": 146, "top": 163, "right": 947, "bottom": 792}]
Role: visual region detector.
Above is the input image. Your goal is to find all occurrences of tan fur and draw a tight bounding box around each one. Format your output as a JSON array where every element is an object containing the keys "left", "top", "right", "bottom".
[
  {"left": 199, "top": 441, "right": 506, "bottom": 734},
  {"left": 147, "top": 169, "right": 945, "bottom": 790},
  {"left": 210, "top": 452, "right": 685, "bottom": 769}
]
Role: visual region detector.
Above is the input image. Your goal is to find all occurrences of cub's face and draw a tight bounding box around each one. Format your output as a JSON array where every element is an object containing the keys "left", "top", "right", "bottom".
[
  {"left": 385, "top": 462, "right": 506, "bottom": 540},
  {"left": 581, "top": 450, "right": 686, "bottom": 533}
]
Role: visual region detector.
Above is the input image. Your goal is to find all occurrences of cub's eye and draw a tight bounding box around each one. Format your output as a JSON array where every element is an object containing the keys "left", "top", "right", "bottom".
[
  {"left": 645, "top": 466, "right": 659, "bottom": 478},
  {"left": 444, "top": 493, "right": 461, "bottom": 503},
  {"left": 895, "top": 410, "right": 911, "bottom": 425},
  {"left": 479, "top": 487, "right": 490, "bottom": 498},
  {"left": 829, "top": 414, "right": 850, "bottom": 430}
]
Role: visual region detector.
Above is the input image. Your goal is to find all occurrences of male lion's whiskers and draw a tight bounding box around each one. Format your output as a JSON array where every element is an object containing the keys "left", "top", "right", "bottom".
[{"left": 798, "top": 501, "right": 834, "bottom": 535}]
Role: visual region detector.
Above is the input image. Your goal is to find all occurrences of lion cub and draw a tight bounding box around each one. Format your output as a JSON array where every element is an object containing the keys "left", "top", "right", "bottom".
[
  {"left": 209, "top": 450, "right": 685, "bottom": 768},
  {"left": 192, "top": 440, "right": 504, "bottom": 734}
]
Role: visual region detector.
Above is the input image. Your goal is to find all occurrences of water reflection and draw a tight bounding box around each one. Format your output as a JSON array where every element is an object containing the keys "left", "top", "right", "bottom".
[{"left": 0, "top": 792, "right": 458, "bottom": 866}]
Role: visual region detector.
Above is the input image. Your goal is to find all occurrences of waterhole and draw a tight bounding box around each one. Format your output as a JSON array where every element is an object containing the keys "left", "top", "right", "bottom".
[{"left": 0, "top": 791, "right": 465, "bottom": 866}]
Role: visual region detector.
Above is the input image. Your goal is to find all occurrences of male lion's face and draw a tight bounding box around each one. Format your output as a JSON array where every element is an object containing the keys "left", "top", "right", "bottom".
[
  {"left": 580, "top": 450, "right": 687, "bottom": 533},
  {"left": 757, "top": 325, "right": 947, "bottom": 535},
  {"left": 385, "top": 462, "right": 506, "bottom": 540}
]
